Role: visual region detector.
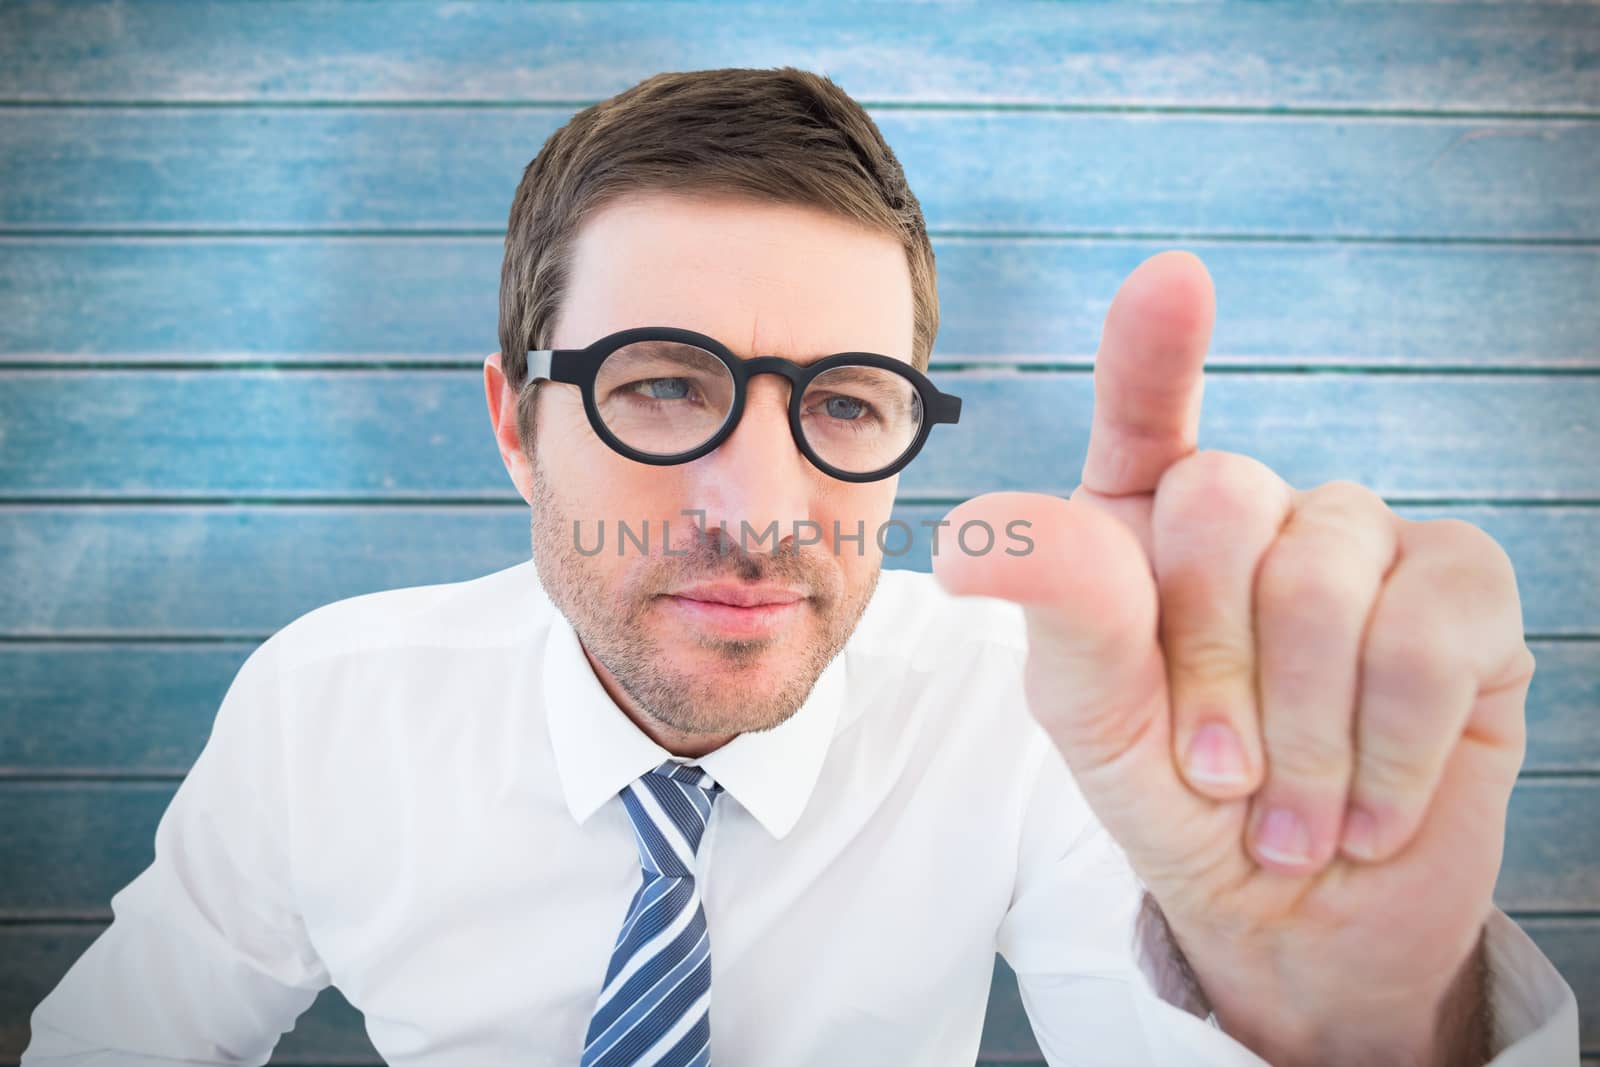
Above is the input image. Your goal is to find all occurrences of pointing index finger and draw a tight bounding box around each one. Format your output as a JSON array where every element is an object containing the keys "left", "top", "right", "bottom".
[{"left": 1080, "top": 251, "right": 1215, "bottom": 497}]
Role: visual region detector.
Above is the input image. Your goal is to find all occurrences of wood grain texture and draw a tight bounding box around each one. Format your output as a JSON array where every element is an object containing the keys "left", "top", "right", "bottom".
[
  {"left": 2, "top": 109, "right": 1595, "bottom": 239},
  {"left": 0, "top": 924, "right": 374, "bottom": 1063},
  {"left": 1, "top": 2, "right": 1594, "bottom": 111},
  {"left": 3, "top": 371, "right": 1596, "bottom": 500},
  {"left": 0, "top": 927, "right": 1042, "bottom": 1063},
  {"left": 0, "top": 505, "right": 1595, "bottom": 636},
  {"left": 3, "top": 0, "right": 1595, "bottom": 1055},
  {"left": 4, "top": 634, "right": 1592, "bottom": 774},
  {"left": 0, "top": 914, "right": 1590, "bottom": 1060},
  {"left": 0, "top": 776, "right": 1593, "bottom": 920},
  {"left": 5, "top": 238, "right": 1596, "bottom": 368}
]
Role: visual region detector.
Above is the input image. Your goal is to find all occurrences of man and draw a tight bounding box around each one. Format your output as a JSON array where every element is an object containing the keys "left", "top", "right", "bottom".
[{"left": 25, "top": 67, "right": 1578, "bottom": 1065}]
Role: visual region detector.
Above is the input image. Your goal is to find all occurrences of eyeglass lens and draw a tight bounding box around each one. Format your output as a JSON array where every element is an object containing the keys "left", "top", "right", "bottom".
[{"left": 592, "top": 340, "right": 925, "bottom": 474}]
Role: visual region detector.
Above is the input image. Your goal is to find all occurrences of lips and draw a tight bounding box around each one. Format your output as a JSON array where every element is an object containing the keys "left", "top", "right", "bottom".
[{"left": 668, "top": 582, "right": 808, "bottom": 607}]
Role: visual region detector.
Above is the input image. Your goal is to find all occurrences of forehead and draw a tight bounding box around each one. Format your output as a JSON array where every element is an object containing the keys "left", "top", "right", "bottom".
[{"left": 552, "top": 190, "right": 915, "bottom": 364}]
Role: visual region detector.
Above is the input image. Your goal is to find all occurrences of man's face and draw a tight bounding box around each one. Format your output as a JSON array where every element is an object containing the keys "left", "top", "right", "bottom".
[{"left": 527, "top": 191, "right": 915, "bottom": 752}]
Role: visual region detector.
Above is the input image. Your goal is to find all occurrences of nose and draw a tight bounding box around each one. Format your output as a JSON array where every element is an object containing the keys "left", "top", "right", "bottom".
[{"left": 682, "top": 374, "right": 814, "bottom": 553}]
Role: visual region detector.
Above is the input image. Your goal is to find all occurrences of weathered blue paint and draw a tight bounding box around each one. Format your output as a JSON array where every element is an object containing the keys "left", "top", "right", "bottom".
[{"left": 1, "top": 2, "right": 1595, "bottom": 1062}]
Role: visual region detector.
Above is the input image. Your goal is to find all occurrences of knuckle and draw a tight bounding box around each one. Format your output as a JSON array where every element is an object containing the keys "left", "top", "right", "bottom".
[
  {"left": 1416, "top": 518, "right": 1519, "bottom": 594},
  {"left": 1264, "top": 725, "right": 1351, "bottom": 782},
  {"left": 1353, "top": 738, "right": 1430, "bottom": 799},
  {"left": 1358, "top": 641, "right": 1476, "bottom": 799},
  {"left": 1425, "top": 515, "right": 1495, "bottom": 552},
  {"left": 1286, "top": 481, "right": 1397, "bottom": 561},
  {"left": 1365, "top": 614, "right": 1462, "bottom": 692},
  {"left": 1303, "top": 483, "right": 1393, "bottom": 545},
  {"left": 1316, "top": 478, "right": 1389, "bottom": 513},
  {"left": 1259, "top": 642, "right": 1335, "bottom": 709},
  {"left": 1166, "top": 631, "right": 1253, "bottom": 688},
  {"left": 1404, "top": 520, "right": 1528, "bottom": 657},
  {"left": 1158, "top": 449, "right": 1273, "bottom": 515},
  {"left": 1255, "top": 541, "right": 1359, "bottom": 623},
  {"left": 1510, "top": 641, "right": 1539, "bottom": 685}
]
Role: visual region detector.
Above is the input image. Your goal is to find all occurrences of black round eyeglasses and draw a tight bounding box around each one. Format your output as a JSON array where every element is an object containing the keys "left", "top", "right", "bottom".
[{"left": 525, "top": 326, "right": 962, "bottom": 483}]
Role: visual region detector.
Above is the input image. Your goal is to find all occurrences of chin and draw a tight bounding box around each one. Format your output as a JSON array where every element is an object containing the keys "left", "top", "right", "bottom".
[{"left": 668, "top": 634, "right": 789, "bottom": 673}]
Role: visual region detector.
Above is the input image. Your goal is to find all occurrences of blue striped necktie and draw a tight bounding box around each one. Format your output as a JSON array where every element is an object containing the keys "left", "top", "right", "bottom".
[{"left": 582, "top": 759, "right": 725, "bottom": 1067}]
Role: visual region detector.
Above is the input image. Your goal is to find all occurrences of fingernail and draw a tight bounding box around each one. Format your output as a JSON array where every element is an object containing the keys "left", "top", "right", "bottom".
[
  {"left": 1185, "top": 722, "right": 1249, "bottom": 788},
  {"left": 1254, "top": 807, "right": 1310, "bottom": 867},
  {"left": 1341, "top": 806, "right": 1379, "bottom": 861}
]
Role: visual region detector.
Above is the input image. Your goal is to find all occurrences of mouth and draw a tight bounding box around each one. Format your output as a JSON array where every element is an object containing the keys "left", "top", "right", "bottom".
[
  {"left": 667, "top": 581, "right": 810, "bottom": 607},
  {"left": 658, "top": 584, "right": 810, "bottom": 639}
]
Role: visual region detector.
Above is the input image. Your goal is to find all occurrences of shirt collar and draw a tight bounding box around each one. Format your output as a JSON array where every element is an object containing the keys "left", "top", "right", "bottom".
[{"left": 543, "top": 604, "right": 847, "bottom": 841}]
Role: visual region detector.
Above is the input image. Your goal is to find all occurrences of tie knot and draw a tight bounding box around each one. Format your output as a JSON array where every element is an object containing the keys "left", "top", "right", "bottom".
[
  {"left": 650, "top": 759, "right": 724, "bottom": 796},
  {"left": 620, "top": 759, "right": 724, "bottom": 879}
]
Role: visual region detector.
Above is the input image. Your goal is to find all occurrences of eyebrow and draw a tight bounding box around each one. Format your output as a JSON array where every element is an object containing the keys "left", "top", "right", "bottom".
[
  {"left": 742, "top": 350, "right": 908, "bottom": 375},
  {"left": 805, "top": 365, "right": 907, "bottom": 390},
  {"left": 627, "top": 339, "right": 851, "bottom": 364},
  {"left": 636, "top": 335, "right": 905, "bottom": 370}
]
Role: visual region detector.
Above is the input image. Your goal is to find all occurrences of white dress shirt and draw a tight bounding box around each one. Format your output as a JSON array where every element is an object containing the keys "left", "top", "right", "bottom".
[{"left": 24, "top": 559, "right": 1580, "bottom": 1065}]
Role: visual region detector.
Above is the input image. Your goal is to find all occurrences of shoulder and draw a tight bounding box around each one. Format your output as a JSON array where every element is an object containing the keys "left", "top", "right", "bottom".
[{"left": 256, "top": 558, "right": 554, "bottom": 676}]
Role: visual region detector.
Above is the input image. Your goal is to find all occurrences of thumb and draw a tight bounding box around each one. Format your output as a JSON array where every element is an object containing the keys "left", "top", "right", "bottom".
[{"left": 931, "top": 491, "right": 1212, "bottom": 882}]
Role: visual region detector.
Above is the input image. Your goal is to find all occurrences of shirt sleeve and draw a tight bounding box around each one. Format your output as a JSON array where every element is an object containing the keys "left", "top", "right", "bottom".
[
  {"left": 995, "top": 735, "right": 1582, "bottom": 1066},
  {"left": 22, "top": 636, "right": 330, "bottom": 1065}
]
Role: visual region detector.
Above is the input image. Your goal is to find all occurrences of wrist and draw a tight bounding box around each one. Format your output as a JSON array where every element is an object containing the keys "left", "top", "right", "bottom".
[
  {"left": 1163, "top": 910, "right": 1494, "bottom": 1067},
  {"left": 1134, "top": 890, "right": 1213, "bottom": 1019}
]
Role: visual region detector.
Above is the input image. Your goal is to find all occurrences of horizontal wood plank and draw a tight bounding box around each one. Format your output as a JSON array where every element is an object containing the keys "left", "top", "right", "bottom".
[
  {"left": 0, "top": 927, "right": 1039, "bottom": 1062},
  {"left": 1, "top": 3, "right": 1593, "bottom": 112},
  {"left": 1, "top": 925, "right": 1594, "bottom": 1060},
  {"left": 0, "top": 779, "right": 1592, "bottom": 913},
  {"left": 1, "top": 505, "right": 1595, "bottom": 637},
  {"left": 3, "top": 371, "right": 1596, "bottom": 500},
  {"left": 1523, "top": 641, "right": 1600, "bottom": 772},
  {"left": 1499, "top": 781, "right": 1600, "bottom": 912},
  {"left": 0, "top": 506, "right": 535, "bottom": 636},
  {"left": 3, "top": 110, "right": 1595, "bottom": 239},
  {"left": 1, "top": 635, "right": 1594, "bottom": 775},
  {"left": 1, "top": 644, "right": 254, "bottom": 772},
  {"left": 0, "top": 924, "right": 374, "bottom": 1062},
  {"left": 4, "top": 238, "right": 1595, "bottom": 368},
  {"left": 2, "top": 925, "right": 1593, "bottom": 1065},
  {"left": 6, "top": 1, "right": 1594, "bottom": 1060}
]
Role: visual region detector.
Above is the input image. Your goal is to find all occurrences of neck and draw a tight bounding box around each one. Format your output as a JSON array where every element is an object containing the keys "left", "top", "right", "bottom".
[{"left": 580, "top": 646, "right": 737, "bottom": 759}]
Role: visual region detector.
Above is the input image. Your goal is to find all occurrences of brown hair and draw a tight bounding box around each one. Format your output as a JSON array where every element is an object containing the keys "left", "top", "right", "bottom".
[{"left": 497, "top": 66, "right": 939, "bottom": 456}]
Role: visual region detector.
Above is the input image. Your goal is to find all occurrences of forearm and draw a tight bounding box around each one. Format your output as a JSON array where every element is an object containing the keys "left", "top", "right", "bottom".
[{"left": 1135, "top": 890, "right": 1496, "bottom": 1066}]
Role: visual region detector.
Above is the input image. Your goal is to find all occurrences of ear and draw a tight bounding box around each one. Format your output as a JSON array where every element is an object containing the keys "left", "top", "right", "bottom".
[{"left": 484, "top": 351, "right": 535, "bottom": 505}]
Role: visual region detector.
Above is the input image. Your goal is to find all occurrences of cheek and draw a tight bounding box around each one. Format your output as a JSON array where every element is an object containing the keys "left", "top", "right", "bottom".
[
  {"left": 544, "top": 465, "right": 701, "bottom": 602},
  {"left": 537, "top": 395, "right": 605, "bottom": 473},
  {"left": 816, "top": 485, "right": 897, "bottom": 581},
  {"left": 541, "top": 398, "right": 669, "bottom": 516}
]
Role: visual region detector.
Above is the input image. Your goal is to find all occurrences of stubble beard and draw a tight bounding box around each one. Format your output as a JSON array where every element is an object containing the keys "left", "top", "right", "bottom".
[{"left": 527, "top": 458, "right": 880, "bottom": 740}]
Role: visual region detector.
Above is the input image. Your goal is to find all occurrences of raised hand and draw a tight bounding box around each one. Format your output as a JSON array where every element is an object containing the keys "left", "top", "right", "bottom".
[{"left": 933, "top": 251, "right": 1536, "bottom": 1065}]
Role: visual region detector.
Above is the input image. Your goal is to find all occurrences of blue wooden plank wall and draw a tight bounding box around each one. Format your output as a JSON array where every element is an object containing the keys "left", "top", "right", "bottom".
[{"left": 1, "top": 3, "right": 1597, "bottom": 1063}]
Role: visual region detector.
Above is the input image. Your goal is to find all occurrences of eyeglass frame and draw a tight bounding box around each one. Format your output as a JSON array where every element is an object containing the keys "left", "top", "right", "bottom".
[{"left": 524, "top": 325, "right": 962, "bottom": 483}]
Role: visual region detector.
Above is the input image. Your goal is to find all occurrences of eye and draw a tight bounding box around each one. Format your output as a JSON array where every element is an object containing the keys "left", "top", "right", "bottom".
[
  {"left": 823, "top": 395, "right": 869, "bottom": 420},
  {"left": 627, "top": 377, "right": 692, "bottom": 401}
]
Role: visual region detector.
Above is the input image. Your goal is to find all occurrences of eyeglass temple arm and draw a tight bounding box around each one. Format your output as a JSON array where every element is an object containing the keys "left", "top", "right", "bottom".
[
  {"left": 934, "top": 392, "right": 962, "bottom": 424},
  {"left": 524, "top": 349, "right": 555, "bottom": 383}
]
